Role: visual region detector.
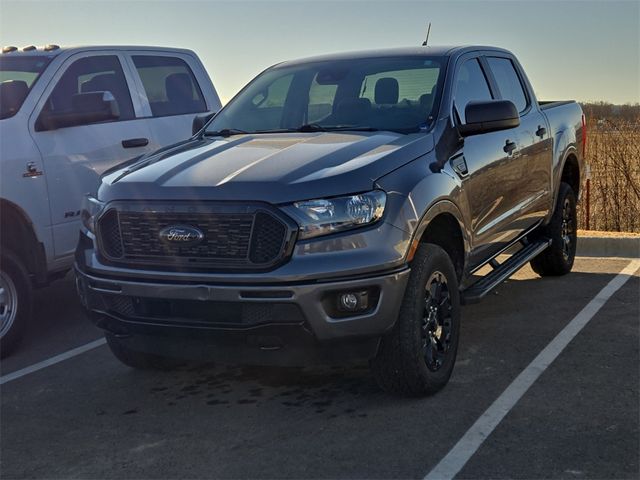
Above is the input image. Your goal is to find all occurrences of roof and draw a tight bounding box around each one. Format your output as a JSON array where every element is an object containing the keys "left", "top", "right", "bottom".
[
  {"left": 1, "top": 45, "right": 196, "bottom": 57},
  {"left": 276, "top": 45, "right": 512, "bottom": 67}
]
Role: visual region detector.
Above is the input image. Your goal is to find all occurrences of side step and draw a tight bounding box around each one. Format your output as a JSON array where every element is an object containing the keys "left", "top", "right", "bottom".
[{"left": 462, "top": 239, "right": 551, "bottom": 304}]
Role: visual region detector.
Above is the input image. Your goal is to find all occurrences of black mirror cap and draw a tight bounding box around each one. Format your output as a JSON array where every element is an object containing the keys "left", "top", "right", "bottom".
[
  {"left": 458, "top": 100, "right": 520, "bottom": 137},
  {"left": 36, "top": 91, "right": 119, "bottom": 131},
  {"left": 192, "top": 111, "right": 218, "bottom": 136}
]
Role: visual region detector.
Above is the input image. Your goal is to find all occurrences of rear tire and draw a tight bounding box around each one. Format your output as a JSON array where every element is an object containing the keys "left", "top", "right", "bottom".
[
  {"left": 530, "top": 182, "right": 577, "bottom": 277},
  {"left": 370, "top": 243, "right": 460, "bottom": 396},
  {"left": 0, "top": 250, "right": 32, "bottom": 358},
  {"left": 105, "top": 333, "right": 182, "bottom": 370}
]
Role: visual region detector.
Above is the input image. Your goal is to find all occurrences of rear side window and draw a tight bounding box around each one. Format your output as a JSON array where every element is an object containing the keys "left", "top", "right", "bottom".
[
  {"left": 132, "top": 55, "right": 206, "bottom": 117},
  {"left": 454, "top": 59, "right": 493, "bottom": 123},
  {"left": 42, "top": 55, "right": 134, "bottom": 122},
  {"left": 487, "top": 57, "right": 528, "bottom": 113}
]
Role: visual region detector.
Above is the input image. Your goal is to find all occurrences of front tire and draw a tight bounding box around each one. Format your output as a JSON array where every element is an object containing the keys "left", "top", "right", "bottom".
[
  {"left": 530, "top": 182, "right": 577, "bottom": 277},
  {"left": 371, "top": 243, "right": 461, "bottom": 396},
  {"left": 0, "top": 251, "right": 32, "bottom": 358},
  {"left": 106, "top": 333, "right": 182, "bottom": 370}
]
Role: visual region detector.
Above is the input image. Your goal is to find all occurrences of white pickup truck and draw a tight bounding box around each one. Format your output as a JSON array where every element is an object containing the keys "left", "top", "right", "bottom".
[{"left": 0, "top": 45, "right": 222, "bottom": 355}]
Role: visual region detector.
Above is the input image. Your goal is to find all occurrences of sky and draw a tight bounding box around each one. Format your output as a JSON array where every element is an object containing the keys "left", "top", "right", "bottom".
[{"left": 1, "top": 0, "right": 638, "bottom": 105}]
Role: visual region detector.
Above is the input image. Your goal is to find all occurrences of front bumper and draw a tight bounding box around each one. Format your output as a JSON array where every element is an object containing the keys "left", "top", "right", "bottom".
[
  {"left": 75, "top": 264, "right": 410, "bottom": 363},
  {"left": 76, "top": 264, "right": 409, "bottom": 338},
  {"left": 75, "top": 216, "right": 412, "bottom": 363}
]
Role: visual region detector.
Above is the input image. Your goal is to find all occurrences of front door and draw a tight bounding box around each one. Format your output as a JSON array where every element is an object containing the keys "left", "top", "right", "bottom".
[
  {"left": 451, "top": 57, "right": 524, "bottom": 266},
  {"left": 30, "top": 53, "right": 154, "bottom": 260}
]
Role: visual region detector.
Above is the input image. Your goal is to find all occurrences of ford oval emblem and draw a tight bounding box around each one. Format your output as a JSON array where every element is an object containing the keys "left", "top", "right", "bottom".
[{"left": 159, "top": 225, "right": 204, "bottom": 246}]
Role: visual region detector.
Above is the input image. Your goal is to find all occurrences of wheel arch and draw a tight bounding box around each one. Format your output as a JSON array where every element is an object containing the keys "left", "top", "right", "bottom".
[
  {"left": 407, "top": 200, "right": 469, "bottom": 282},
  {"left": 0, "top": 198, "right": 47, "bottom": 285},
  {"left": 560, "top": 152, "right": 580, "bottom": 197}
]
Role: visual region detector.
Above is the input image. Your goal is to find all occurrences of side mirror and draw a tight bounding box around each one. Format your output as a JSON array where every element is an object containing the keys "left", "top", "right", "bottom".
[
  {"left": 37, "top": 91, "right": 119, "bottom": 131},
  {"left": 192, "top": 111, "right": 217, "bottom": 136},
  {"left": 458, "top": 100, "right": 519, "bottom": 137}
]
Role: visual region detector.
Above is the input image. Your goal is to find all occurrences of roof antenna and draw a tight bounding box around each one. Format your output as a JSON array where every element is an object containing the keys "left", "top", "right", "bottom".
[{"left": 422, "top": 23, "right": 432, "bottom": 46}]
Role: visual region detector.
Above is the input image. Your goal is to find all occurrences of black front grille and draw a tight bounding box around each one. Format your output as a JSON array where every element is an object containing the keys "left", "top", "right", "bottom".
[
  {"left": 119, "top": 211, "right": 254, "bottom": 260},
  {"left": 97, "top": 204, "right": 294, "bottom": 270},
  {"left": 250, "top": 212, "right": 288, "bottom": 263},
  {"left": 99, "top": 210, "right": 123, "bottom": 258}
]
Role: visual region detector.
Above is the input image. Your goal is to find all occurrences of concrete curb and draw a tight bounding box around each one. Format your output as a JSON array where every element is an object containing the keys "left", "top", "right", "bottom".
[{"left": 577, "top": 232, "right": 640, "bottom": 258}]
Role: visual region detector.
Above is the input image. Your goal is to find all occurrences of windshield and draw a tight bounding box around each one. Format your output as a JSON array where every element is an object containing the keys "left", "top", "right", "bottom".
[
  {"left": 206, "top": 56, "right": 445, "bottom": 135},
  {"left": 0, "top": 56, "right": 51, "bottom": 119}
]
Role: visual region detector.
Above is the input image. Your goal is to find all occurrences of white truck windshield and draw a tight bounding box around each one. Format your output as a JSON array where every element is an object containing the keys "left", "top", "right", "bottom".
[{"left": 0, "top": 56, "right": 51, "bottom": 119}]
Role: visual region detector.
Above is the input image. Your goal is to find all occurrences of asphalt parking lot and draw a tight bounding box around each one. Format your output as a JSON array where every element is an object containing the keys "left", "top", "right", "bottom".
[{"left": 1, "top": 257, "right": 638, "bottom": 479}]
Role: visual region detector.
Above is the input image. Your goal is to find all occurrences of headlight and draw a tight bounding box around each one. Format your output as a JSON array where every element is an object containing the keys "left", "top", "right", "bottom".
[
  {"left": 285, "top": 190, "right": 386, "bottom": 239},
  {"left": 80, "top": 195, "right": 105, "bottom": 234}
]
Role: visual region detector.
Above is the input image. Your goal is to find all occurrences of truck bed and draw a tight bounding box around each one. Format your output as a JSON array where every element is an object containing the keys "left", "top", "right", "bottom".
[{"left": 539, "top": 100, "right": 576, "bottom": 110}]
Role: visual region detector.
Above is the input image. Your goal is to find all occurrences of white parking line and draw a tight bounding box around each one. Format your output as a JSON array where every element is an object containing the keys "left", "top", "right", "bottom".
[
  {"left": 425, "top": 258, "right": 640, "bottom": 480},
  {"left": 0, "top": 338, "right": 106, "bottom": 386}
]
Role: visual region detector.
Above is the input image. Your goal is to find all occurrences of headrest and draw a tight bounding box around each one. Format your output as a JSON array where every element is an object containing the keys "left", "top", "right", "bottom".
[
  {"left": 335, "top": 97, "right": 372, "bottom": 122},
  {"left": 419, "top": 90, "right": 435, "bottom": 110},
  {"left": 375, "top": 77, "right": 399, "bottom": 104},
  {"left": 165, "top": 73, "right": 194, "bottom": 103},
  {"left": 0, "top": 80, "right": 29, "bottom": 114}
]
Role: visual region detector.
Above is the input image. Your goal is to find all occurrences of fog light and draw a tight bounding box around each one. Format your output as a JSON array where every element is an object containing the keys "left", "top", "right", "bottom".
[
  {"left": 340, "top": 293, "right": 359, "bottom": 310},
  {"left": 338, "top": 290, "right": 370, "bottom": 312}
]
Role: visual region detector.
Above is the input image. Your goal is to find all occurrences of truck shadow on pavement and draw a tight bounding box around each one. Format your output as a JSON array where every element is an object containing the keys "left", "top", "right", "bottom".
[
  {"left": 24, "top": 265, "right": 630, "bottom": 424},
  {"left": 142, "top": 362, "right": 385, "bottom": 418}
]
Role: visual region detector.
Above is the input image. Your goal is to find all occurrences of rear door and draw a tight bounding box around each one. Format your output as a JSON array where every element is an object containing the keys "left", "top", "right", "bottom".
[
  {"left": 485, "top": 55, "right": 551, "bottom": 226},
  {"left": 123, "top": 51, "right": 219, "bottom": 149},
  {"left": 29, "top": 51, "right": 154, "bottom": 260}
]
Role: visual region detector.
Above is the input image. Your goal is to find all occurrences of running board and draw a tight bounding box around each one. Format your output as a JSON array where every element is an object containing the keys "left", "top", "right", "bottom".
[{"left": 462, "top": 239, "right": 551, "bottom": 304}]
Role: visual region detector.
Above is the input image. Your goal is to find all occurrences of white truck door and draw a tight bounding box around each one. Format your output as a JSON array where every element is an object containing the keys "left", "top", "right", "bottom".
[
  {"left": 29, "top": 52, "right": 155, "bottom": 260},
  {"left": 123, "top": 51, "right": 221, "bottom": 149}
]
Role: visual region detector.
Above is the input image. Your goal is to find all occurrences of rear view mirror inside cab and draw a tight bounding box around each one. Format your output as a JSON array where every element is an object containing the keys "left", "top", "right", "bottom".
[
  {"left": 316, "top": 67, "right": 348, "bottom": 84},
  {"left": 251, "top": 91, "right": 267, "bottom": 107}
]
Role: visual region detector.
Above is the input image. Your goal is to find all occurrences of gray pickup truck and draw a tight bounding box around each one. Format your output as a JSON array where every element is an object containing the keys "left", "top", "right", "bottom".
[{"left": 75, "top": 46, "right": 585, "bottom": 395}]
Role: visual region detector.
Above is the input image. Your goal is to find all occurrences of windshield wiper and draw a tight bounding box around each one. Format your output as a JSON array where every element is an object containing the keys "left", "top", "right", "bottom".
[
  {"left": 204, "top": 128, "right": 249, "bottom": 137},
  {"left": 297, "top": 124, "right": 380, "bottom": 133},
  {"left": 204, "top": 125, "right": 381, "bottom": 137},
  {"left": 323, "top": 125, "right": 379, "bottom": 132},
  {"left": 297, "top": 123, "right": 325, "bottom": 132}
]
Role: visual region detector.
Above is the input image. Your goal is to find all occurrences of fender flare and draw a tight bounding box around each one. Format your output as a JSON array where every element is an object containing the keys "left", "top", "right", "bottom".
[
  {"left": 551, "top": 145, "right": 580, "bottom": 215},
  {"left": 0, "top": 198, "right": 47, "bottom": 284},
  {"left": 406, "top": 199, "right": 471, "bottom": 269}
]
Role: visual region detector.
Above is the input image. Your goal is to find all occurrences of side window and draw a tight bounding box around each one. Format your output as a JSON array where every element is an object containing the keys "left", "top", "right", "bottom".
[
  {"left": 132, "top": 55, "right": 206, "bottom": 117},
  {"left": 486, "top": 57, "right": 528, "bottom": 113},
  {"left": 251, "top": 74, "right": 293, "bottom": 109},
  {"left": 453, "top": 59, "right": 493, "bottom": 123},
  {"left": 244, "top": 74, "right": 293, "bottom": 130},
  {"left": 307, "top": 73, "right": 337, "bottom": 123},
  {"left": 41, "top": 55, "right": 134, "bottom": 124}
]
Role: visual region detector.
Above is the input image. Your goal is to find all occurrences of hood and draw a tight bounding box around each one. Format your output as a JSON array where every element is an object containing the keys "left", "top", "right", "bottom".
[{"left": 100, "top": 131, "right": 434, "bottom": 203}]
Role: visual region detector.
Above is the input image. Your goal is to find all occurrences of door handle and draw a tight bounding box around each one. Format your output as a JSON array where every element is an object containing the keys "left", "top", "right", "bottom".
[
  {"left": 503, "top": 140, "right": 517, "bottom": 154},
  {"left": 122, "top": 138, "right": 149, "bottom": 148},
  {"left": 536, "top": 125, "right": 547, "bottom": 138}
]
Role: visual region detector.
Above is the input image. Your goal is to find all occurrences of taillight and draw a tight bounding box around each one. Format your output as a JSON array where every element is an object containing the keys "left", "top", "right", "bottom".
[{"left": 581, "top": 113, "right": 587, "bottom": 154}]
